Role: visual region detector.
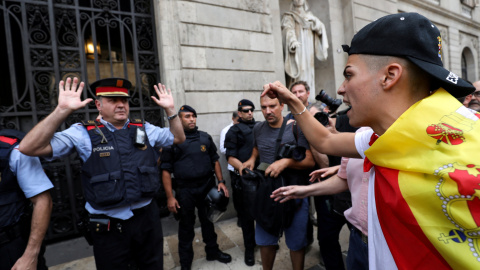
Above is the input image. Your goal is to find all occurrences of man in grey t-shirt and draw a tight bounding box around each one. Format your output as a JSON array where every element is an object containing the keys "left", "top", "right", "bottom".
[{"left": 243, "top": 95, "right": 314, "bottom": 270}]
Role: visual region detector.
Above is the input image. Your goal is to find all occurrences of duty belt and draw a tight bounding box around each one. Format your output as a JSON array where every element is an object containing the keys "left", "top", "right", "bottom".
[
  {"left": 0, "top": 223, "right": 22, "bottom": 245},
  {"left": 88, "top": 204, "right": 150, "bottom": 233}
]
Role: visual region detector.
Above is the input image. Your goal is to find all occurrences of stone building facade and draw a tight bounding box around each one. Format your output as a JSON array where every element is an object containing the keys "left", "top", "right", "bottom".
[{"left": 1, "top": 0, "right": 478, "bottom": 227}]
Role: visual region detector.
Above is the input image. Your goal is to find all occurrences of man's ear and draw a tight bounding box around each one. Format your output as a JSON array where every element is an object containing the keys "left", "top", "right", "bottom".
[
  {"left": 382, "top": 63, "right": 403, "bottom": 90},
  {"left": 95, "top": 99, "right": 102, "bottom": 111}
]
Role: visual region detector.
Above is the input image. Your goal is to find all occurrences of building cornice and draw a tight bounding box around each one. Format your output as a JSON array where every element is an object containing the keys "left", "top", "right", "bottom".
[{"left": 401, "top": 0, "right": 480, "bottom": 29}]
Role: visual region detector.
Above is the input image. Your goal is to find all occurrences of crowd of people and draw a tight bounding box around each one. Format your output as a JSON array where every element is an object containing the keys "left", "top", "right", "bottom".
[{"left": 1, "top": 11, "right": 480, "bottom": 270}]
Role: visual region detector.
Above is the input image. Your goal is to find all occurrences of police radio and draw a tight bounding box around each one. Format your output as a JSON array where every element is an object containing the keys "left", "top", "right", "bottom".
[{"left": 134, "top": 121, "right": 146, "bottom": 147}]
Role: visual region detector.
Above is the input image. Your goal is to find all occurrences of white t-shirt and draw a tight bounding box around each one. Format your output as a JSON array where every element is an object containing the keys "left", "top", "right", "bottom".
[
  {"left": 355, "top": 129, "right": 397, "bottom": 270},
  {"left": 219, "top": 123, "right": 234, "bottom": 171}
]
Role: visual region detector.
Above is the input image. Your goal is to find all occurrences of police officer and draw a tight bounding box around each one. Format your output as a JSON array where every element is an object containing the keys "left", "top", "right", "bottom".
[
  {"left": 161, "top": 105, "right": 231, "bottom": 270},
  {"left": 0, "top": 129, "right": 53, "bottom": 270},
  {"left": 19, "top": 77, "right": 185, "bottom": 270},
  {"left": 224, "top": 99, "right": 257, "bottom": 266}
]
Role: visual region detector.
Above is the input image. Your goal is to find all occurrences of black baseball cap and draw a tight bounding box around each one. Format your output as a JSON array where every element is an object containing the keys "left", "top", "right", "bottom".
[
  {"left": 342, "top": 12, "right": 474, "bottom": 98},
  {"left": 238, "top": 99, "right": 255, "bottom": 111},
  {"left": 179, "top": 105, "right": 197, "bottom": 117},
  {"left": 90, "top": 78, "right": 132, "bottom": 97}
]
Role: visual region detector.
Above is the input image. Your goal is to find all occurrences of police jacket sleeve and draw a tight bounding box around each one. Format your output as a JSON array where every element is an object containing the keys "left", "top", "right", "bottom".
[
  {"left": 159, "top": 146, "right": 174, "bottom": 172},
  {"left": 224, "top": 127, "right": 239, "bottom": 159},
  {"left": 207, "top": 135, "right": 220, "bottom": 162}
]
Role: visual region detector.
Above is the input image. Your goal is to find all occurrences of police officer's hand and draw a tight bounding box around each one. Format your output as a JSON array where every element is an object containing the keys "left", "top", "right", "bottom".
[
  {"left": 58, "top": 77, "right": 93, "bottom": 114},
  {"left": 11, "top": 253, "right": 38, "bottom": 270},
  {"left": 167, "top": 197, "right": 180, "bottom": 214},
  {"left": 242, "top": 160, "right": 255, "bottom": 173},
  {"left": 265, "top": 159, "right": 288, "bottom": 178},
  {"left": 152, "top": 83, "right": 175, "bottom": 111},
  {"left": 218, "top": 183, "right": 229, "bottom": 197}
]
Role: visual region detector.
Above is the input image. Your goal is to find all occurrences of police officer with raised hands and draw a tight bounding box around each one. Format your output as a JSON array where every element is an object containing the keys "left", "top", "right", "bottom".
[
  {"left": 160, "top": 105, "right": 231, "bottom": 270},
  {"left": 19, "top": 77, "right": 185, "bottom": 270}
]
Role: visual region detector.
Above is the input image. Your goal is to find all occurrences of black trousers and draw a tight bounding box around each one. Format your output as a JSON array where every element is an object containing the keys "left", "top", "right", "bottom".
[
  {"left": 315, "top": 195, "right": 350, "bottom": 270},
  {"left": 0, "top": 227, "right": 47, "bottom": 270},
  {"left": 90, "top": 202, "right": 164, "bottom": 270},
  {"left": 176, "top": 179, "right": 219, "bottom": 267},
  {"left": 230, "top": 172, "right": 256, "bottom": 250}
]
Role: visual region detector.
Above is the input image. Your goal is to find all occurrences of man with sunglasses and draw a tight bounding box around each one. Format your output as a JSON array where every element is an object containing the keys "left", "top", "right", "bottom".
[
  {"left": 467, "top": 81, "right": 480, "bottom": 112},
  {"left": 224, "top": 99, "right": 257, "bottom": 266}
]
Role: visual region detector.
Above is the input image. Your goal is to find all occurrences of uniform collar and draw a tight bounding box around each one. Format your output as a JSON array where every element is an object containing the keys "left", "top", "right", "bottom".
[{"left": 99, "top": 118, "right": 130, "bottom": 132}]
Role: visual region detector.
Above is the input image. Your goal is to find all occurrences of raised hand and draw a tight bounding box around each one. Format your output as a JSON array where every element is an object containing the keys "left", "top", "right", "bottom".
[
  {"left": 152, "top": 83, "right": 175, "bottom": 110},
  {"left": 58, "top": 77, "right": 93, "bottom": 113},
  {"left": 261, "top": 81, "right": 292, "bottom": 105}
]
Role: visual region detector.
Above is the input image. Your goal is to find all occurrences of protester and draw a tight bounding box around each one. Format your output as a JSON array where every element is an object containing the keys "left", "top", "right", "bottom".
[
  {"left": 243, "top": 95, "right": 314, "bottom": 270},
  {"left": 268, "top": 12, "right": 478, "bottom": 269}
]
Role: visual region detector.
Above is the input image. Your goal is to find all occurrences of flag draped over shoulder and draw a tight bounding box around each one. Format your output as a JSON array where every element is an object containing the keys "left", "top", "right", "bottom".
[{"left": 365, "top": 88, "right": 480, "bottom": 269}]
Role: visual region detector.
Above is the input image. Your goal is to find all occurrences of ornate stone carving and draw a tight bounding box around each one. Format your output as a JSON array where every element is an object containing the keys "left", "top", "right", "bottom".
[{"left": 281, "top": 0, "right": 329, "bottom": 99}]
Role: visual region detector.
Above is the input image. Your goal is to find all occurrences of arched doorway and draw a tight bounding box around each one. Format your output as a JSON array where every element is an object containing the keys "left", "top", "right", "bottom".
[{"left": 461, "top": 47, "right": 475, "bottom": 82}]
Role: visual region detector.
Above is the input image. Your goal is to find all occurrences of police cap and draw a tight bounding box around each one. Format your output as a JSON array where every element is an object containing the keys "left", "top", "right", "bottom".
[
  {"left": 90, "top": 78, "right": 132, "bottom": 98},
  {"left": 238, "top": 99, "right": 255, "bottom": 111},
  {"left": 179, "top": 105, "right": 197, "bottom": 117}
]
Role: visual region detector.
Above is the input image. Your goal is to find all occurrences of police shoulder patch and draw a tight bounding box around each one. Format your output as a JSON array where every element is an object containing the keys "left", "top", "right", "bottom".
[
  {"left": 81, "top": 120, "right": 101, "bottom": 126},
  {"left": 130, "top": 118, "right": 143, "bottom": 124}
]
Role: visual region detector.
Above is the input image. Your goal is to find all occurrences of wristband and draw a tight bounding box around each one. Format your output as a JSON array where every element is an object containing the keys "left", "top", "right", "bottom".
[
  {"left": 167, "top": 113, "right": 178, "bottom": 120},
  {"left": 291, "top": 106, "right": 307, "bottom": 116},
  {"left": 218, "top": 180, "right": 226, "bottom": 185}
]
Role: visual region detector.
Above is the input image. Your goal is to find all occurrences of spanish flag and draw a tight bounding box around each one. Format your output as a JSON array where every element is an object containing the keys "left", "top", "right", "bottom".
[{"left": 365, "top": 88, "right": 480, "bottom": 269}]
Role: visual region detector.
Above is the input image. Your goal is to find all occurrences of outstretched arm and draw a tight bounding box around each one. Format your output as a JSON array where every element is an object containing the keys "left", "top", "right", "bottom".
[
  {"left": 271, "top": 174, "right": 349, "bottom": 203},
  {"left": 152, "top": 83, "right": 185, "bottom": 145},
  {"left": 262, "top": 81, "right": 360, "bottom": 159},
  {"left": 11, "top": 191, "right": 52, "bottom": 270},
  {"left": 19, "top": 77, "right": 93, "bottom": 157}
]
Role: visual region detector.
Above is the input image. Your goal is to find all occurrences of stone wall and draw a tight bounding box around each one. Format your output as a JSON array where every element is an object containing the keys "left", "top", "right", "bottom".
[
  {"left": 342, "top": 0, "right": 480, "bottom": 82},
  {"left": 153, "top": 0, "right": 286, "bottom": 219}
]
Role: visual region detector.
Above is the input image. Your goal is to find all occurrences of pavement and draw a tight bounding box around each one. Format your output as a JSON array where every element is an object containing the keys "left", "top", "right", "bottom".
[{"left": 46, "top": 215, "right": 350, "bottom": 270}]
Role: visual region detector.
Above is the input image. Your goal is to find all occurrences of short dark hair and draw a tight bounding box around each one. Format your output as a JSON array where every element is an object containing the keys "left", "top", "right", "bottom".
[
  {"left": 290, "top": 81, "right": 310, "bottom": 93},
  {"left": 232, "top": 111, "right": 238, "bottom": 118}
]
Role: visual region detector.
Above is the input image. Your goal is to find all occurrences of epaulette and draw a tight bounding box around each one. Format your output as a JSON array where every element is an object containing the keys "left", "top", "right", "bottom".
[
  {"left": 81, "top": 120, "right": 101, "bottom": 126},
  {"left": 129, "top": 118, "right": 144, "bottom": 127},
  {"left": 81, "top": 120, "right": 104, "bottom": 131}
]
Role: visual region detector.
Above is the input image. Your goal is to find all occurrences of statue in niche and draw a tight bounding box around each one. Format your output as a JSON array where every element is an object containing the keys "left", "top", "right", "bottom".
[{"left": 282, "top": 0, "right": 329, "bottom": 100}]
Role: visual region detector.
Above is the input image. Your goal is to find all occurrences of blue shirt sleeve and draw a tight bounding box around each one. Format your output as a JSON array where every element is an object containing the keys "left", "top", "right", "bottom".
[
  {"left": 145, "top": 122, "right": 174, "bottom": 148},
  {"left": 10, "top": 148, "right": 53, "bottom": 198},
  {"left": 48, "top": 123, "right": 92, "bottom": 162}
]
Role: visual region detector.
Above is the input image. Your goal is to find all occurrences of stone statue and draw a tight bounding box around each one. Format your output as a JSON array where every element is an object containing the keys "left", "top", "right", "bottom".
[{"left": 282, "top": 0, "right": 329, "bottom": 100}]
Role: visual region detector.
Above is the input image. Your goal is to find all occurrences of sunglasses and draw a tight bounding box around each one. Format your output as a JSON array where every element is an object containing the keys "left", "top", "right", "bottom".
[
  {"left": 473, "top": 91, "right": 480, "bottom": 98},
  {"left": 241, "top": 108, "right": 254, "bottom": 113}
]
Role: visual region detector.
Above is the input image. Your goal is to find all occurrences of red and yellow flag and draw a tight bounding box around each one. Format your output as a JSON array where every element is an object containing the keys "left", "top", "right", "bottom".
[{"left": 365, "top": 88, "right": 480, "bottom": 269}]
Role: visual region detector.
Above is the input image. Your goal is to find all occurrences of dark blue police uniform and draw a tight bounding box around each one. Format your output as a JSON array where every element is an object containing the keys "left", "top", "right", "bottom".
[
  {"left": 160, "top": 127, "right": 221, "bottom": 268},
  {"left": 224, "top": 118, "right": 256, "bottom": 252},
  {"left": 0, "top": 129, "right": 52, "bottom": 270}
]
